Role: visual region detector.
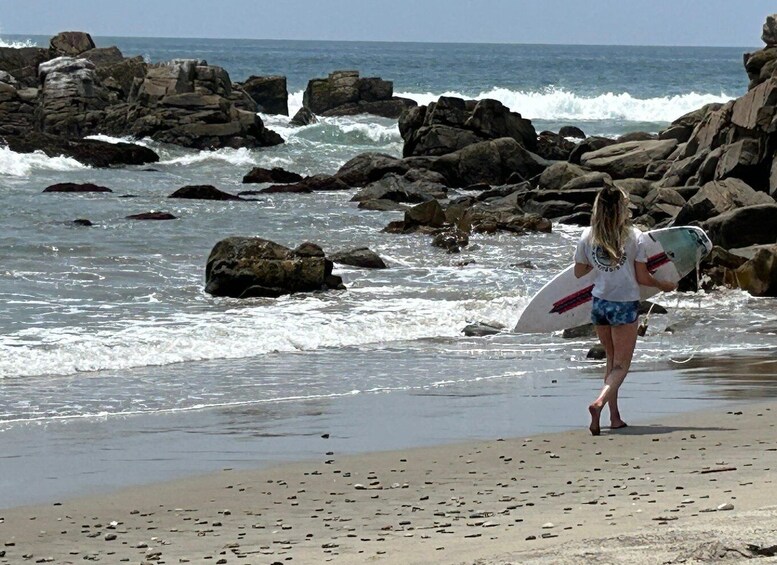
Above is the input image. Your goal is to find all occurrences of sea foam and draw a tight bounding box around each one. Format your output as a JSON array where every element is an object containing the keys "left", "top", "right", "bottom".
[
  {"left": 0, "top": 146, "right": 87, "bottom": 177},
  {"left": 0, "top": 294, "right": 527, "bottom": 379},
  {"left": 397, "top": 86, "right": 734, "bottom": 123}
]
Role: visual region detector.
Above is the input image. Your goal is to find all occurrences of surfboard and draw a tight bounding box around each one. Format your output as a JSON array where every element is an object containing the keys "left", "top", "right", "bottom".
[{"left": 513, "top": 226, "right": 713, "bottom": 333}]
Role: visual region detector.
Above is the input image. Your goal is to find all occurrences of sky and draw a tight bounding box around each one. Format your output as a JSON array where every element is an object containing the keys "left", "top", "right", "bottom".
[{"left": 0, "top": 0, "right": 774, "bottom": 47}]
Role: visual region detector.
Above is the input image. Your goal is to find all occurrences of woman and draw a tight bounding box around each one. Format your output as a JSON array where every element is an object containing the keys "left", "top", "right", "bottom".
[{"left": 573, "top": 185, "right": 676, "bottom": 436}]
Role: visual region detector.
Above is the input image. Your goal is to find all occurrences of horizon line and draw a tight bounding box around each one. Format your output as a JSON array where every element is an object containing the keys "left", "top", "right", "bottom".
[{"left": 0, "top": 31, "right": 761, "bottom": 51}]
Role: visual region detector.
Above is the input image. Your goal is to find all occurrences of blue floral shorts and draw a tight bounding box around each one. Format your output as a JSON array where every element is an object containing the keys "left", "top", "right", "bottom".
[{"left": 591, "top": 297, "right": 639, "bottom": 326}]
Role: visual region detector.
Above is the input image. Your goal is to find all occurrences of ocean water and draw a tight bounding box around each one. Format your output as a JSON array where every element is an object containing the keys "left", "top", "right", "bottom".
[{"left": 2, "top": 34, "right": 777, "bottom": 504}]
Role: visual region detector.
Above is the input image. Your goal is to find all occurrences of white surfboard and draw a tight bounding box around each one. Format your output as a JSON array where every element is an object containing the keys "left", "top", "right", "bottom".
[{"left": 514, "top": 226, "right": 713, "bottom": 333}]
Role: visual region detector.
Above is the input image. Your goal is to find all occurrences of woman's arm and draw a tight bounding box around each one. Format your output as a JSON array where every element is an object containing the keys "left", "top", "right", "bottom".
[
  {"left": 574, "top": 262, "right": 593, "bottom": 279},
  {"left": 635, "top": 261, "right": 677, "bottom": 292}
]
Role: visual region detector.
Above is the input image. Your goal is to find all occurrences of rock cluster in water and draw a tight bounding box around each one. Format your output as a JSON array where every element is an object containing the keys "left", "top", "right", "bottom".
[{"left": 6, "top": 18, "right": 777, "bottom": 298}]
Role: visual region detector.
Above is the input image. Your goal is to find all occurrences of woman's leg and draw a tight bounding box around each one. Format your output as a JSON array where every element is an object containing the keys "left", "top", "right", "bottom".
[
  {"left": 589, "top": 321, "right": 639, "bottom": 435},
  {"left": 595, "top": 325, "right": 625, "bottom": 427}
]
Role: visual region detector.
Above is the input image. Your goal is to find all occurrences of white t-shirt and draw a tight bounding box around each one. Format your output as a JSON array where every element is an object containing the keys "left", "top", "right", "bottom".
[{"left": 574, "top": 226, "right": 647, "bottom": 302}]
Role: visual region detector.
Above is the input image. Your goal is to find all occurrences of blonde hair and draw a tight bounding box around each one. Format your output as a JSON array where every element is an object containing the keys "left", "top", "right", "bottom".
[{"left": 590, "top": 184, "right": 631, "bottom": 262}]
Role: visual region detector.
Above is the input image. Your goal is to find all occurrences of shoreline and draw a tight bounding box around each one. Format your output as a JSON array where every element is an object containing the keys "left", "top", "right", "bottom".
[
  {"left": 5, "top": 349, "right": 774, "bottom": 510},
  {"left": 1, "top": 397, "right": 776, "bottom": 564}
]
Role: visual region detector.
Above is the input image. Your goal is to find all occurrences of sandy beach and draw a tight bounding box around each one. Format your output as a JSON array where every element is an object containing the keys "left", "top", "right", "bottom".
[{"left": 2, "top": 397, "right": 776, "bottom": 565}]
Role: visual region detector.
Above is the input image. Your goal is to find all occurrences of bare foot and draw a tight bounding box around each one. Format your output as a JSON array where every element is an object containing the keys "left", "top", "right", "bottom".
[
  {"left": 611, "top": 420, "right": 628, "bottom": 429},
  {"left": 588, "top": 404, "right": 601, "bottom": 436}
]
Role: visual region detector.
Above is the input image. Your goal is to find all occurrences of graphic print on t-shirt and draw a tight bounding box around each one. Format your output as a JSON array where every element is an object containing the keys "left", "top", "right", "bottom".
[{"left": 592, "top": 245, "right": 626, "bottom": 273}]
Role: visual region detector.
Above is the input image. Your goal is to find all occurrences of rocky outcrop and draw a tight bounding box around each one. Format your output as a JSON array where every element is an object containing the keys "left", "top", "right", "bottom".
[
  {"left": 242, "top": 167, "right": 304, "bottom": 184},
  {"left": 0, "top": 33, "right": 284, "bottom": 153},
  {"left": 732, "top": 245, "right": 777, "bottom": 296},
  {"left": 703, "top": 203, "right": 777, "bottom": 249},
  {"left": 674, "top": 178, "right": 775, "bottom": 225},
  {"left": 431, "top": 137, "right": 547, "bottom": 188},
  {"left": 240, "top": 75, "right": 288, "bottom": 115},
  {"left": 399, "top": 96, "right": 537, "bottom": 157},
  {"left": 303, "top": 70, "right": 416, "bottom": 118},
  {"left": 580, "top": 139, "right": 679, "bottom": 179},
  {"left": 168, "top": 185, "right": 243, "bottom": 201},
  {"left": 43, "top": 182, "right": 112, "bottom": 193},
  {"left": 5, "top": 132, "right": 159, "bottom": 167},
  {"left": 329, "top": 247, "right": 388, "bottom": 269},
  {"left": 50, "top": 32, "right": 95, "bottom": 56},
  {"left": 36, "top": 56, "right": 112, "bottom": 137},
  {"left": 0, "top": 76, "right": 36, "bottom": 136},
  {"left": 118, "top": 59, "right": 284, "bottom": 149},
  {"left": 204, "top": 237, "right": 345, "bottom": 298},
  {"left": 290, "top": 107, "right": 317, "bottom": 126}
]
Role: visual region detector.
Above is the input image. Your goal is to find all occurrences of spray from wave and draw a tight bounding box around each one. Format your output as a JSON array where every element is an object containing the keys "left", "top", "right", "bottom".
[
  {"left": 398, "top": 86, "right": 734, "bottom": 123},
  {"left": 0, "top": 146, "right": 87, "bottom": 177}
]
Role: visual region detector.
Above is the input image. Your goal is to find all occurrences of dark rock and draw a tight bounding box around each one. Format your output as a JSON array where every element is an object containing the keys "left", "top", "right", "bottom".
[
  {"left": 0, "top": 45, "right": 51, "bottom": 87},
  {"left": 559, "top": 125, "right": 586, "bottom": 139},
  {"left": 72, "top": 218, "right": 94, "bottom": 226},
  {"left": 463, "top": 322, "right": 504, "bottom": 337},
  {"left": 675, "top": 178, "right": 775, "bottom": 225},
  {"left": 357, "top": 199, "right": 407, "bottom": 211},
  {"left": 762, "top": 14, "right": 777, "bottom": 46},
  {"left": 562, "top": 324, "right": 596, "bottom": 339},
  {"left": 587, "top": 344, "right": 606, "bottom": 359},
  {"left": 260, "top": 174, "right": 350, "bottom": 193},
  {"left": 43, "top": 182, "right": 112, "bottom": 193},
  {"left": 556, "top": 211, "right": 592, "bottom": 226},
  {"left": 405, "top": 199, "right": 446, "bottom": 228},
  {"left": 6, "top": 132, "right": 159, "bottom": 167},
  {"left": 126, "top": 212, "right": 177, "bottom": 220},
  {"left": 400, "top": 96, "right": 536, "bottom": 157},
  {"left": 241, "top": 75, "right": 288, "bottom": 115},
  {"left": 703, "top": 203, "right": 777, "bottom": 249},
  {"left": 568, "top": 136, "right": 617, "bottom": 165},
  {"left": 535, "top": 130, "right": 576, "bottom": 160},
  {"left": 733, "top": 245, "right": 777, "bottom": 296},
  {"left": 336, "top": 153, "right": 411, "bottom": 187},
  {"left": 169, "top": 185, "right": 242, "bottom": 201},
  {"left": 204, "top": 237, "right": 344, "bottom": 298},
  {"left": 351, "top": 172, "right": 446, "bottom": 203},
  {"left": 50, "top": 32, "right": 95, "bottom": 56},
  {"left": 617, "top": 131, "right": 656, "bottom": 142},
  {"left": 432, "top": 137, "right": 548, "bottom": 188},
  {"left": 431, "top": 228, "right": 469, "bottom": 253},
  {"left": 303, "top": 70, "right": 416, "bottom": 118},
  {"left": 330, "top": 247, "right": 388, "bottom": 269},
  {"left": 242, "top": 167, "right": 304, "bottom": 184},
  {"left": 538, "top": 162, "right": 588, "bottom": 191},
  {"left": 290, "top": 106, "right": 317, "bottom": 126}
]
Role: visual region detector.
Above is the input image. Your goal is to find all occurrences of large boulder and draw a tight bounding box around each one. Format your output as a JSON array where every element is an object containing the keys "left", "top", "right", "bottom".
[
  {"left": 240, "top": 75, "right": 288, "bottom": 115},
  {"left": 205, "top": 238, "right": 344, "bottom": 298},
  {"left": 329, "top": 248, "right": 388, "bottom": 269},
  {"left": 5, "top": 132, "right": 159, "bottom": 167},
  {"left": 123, "top": 60, "right": 283, "bottom": 149},
  {"left": 674, "top": 178, "right": 775, "bottom": 225},
  {"left": 302, "top": 70, "right": 416, "bottom": 118},
  {"left": 336, "top": 152, "right": 412, "bottom": 187},
  {"left": 0, "top": 45, "right": 51, "bottom": 86},
  {"left": 50, "top": 32, "right": 95, "bottom": 56},
  {"left": 351, "top": 172, "right": 447, "bottom": 203},
  {"left": 0, "top": 80, "right": 36, "bottom": 136},
  {"left": 36, "top": 56, "right": 112, "bottom": 137},
  {"left": 432, "top": 137, "right": 547, "bottom": 188},
  {"left": 733, "top": 245, "right": 777, "bottom": 296},
  {"left": 703, "top": 204, "right": 777, "bottom": 249},
  {"left": 169, "top": 185, "right": 242, "bottom": 200},
  {"left": 580, "top": 139, "right": 679, "bottom": 179},
  {"left": 400, "top": 96, "right": 536, "bottom": 157}
]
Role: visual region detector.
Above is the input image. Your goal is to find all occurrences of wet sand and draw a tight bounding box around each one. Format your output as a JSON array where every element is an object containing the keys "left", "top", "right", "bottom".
[{"left": 2, "top": 400, "right": 776, "bottom": 564}]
